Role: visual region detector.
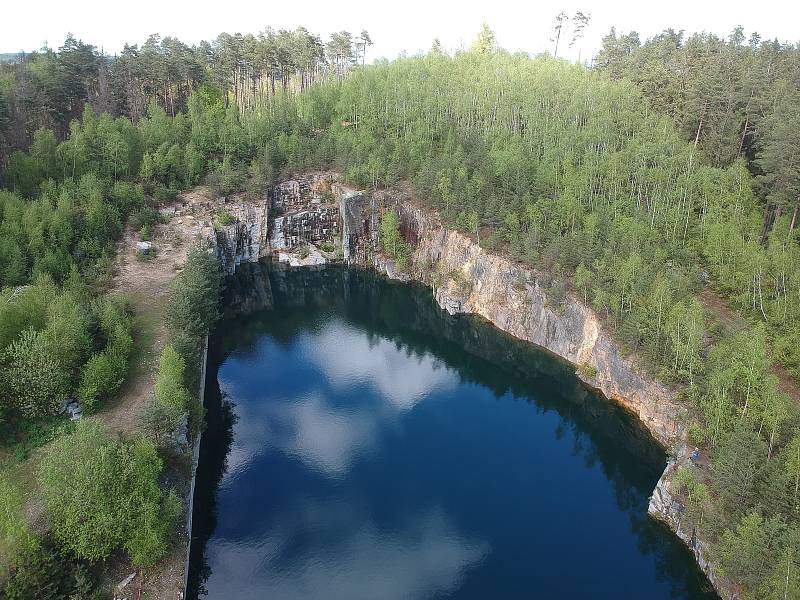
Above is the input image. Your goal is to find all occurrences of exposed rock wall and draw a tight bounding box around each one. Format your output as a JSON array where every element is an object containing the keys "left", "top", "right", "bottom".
[
  {"left": 329, "top": 189, "right": 685, "bottom": 447},
  {"left": 648, "top": 459, "right": 722, "bottom": 591},
  {"left": 214, "top": 200, "right": 270, "bottom": 275},
  {"left": 271, "top": 172, "right": 344, "bottom": 251},
  {"left": 405, "top": 210, "right": 685, "bottom": 448}
]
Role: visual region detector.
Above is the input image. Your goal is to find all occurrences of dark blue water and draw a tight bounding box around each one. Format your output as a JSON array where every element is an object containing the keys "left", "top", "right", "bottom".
[{"left": 188, "top": 265, "right": 717, "bottom": 600}]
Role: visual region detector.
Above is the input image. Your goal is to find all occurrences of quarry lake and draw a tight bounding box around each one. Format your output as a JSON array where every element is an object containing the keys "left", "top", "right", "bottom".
[{"left": 187, "top": 265, "right": 717, "bottom": 600}]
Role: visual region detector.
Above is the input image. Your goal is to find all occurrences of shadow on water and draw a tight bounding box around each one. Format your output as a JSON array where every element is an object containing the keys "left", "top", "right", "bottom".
[{"left": 187, "top": 263, "right": 717, "bottom": 599}]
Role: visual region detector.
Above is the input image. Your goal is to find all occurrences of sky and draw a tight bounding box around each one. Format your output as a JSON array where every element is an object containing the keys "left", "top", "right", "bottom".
[{"left": 2, "top": 0, "right": 799, "bottom": 62}]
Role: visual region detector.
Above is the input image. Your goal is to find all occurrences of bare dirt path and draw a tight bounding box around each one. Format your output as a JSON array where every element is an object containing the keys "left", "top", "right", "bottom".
[
  {"left": 92, "top": 187, "right": 219, "bottom": 600},
  {"left": 97, "top": 188, "right": 215, "bottom": 436}
]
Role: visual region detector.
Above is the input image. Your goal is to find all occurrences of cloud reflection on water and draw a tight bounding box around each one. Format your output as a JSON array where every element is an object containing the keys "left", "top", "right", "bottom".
[
  {"left": 205, "top": 501, "right": 488, "bottom": 600},
  {"left": 220, "top": 322, "right": 458, "bottom": 479}
]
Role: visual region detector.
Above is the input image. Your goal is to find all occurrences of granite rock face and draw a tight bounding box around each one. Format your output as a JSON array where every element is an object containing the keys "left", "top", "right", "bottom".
[
  {"left": 648, "top": 457, "right": 730, "bottom": 597},
  {"left": 271, "top": 173, "right": 343, "bottom": 251},
  {"left": 402, "top": 210, "right": 685, "bottom": 448},
  {"left": 260, "top": 178, "right": 684, "bottom": 447},
  {"left": 214, "top": 200, "right": 270, "bottom": 275}
]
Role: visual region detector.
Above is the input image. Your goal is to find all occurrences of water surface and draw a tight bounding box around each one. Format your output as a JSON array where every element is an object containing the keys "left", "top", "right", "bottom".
[{"left": 188, "top": 265, "right": 716, "bottom": 600}]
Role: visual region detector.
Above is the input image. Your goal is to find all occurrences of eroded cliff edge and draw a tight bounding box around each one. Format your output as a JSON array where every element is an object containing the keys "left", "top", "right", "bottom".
[{"left": 211, "top": 172, "right": 725, "bottom": 598}]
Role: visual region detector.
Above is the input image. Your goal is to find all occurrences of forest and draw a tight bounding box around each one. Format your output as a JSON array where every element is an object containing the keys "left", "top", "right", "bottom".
[{"left": 0, "top": 20, "right": 799, "bottom": 600}]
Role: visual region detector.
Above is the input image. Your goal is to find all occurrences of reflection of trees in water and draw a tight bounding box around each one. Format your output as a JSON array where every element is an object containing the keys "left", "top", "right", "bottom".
[
  {"left": 186, "top": 342, "right": 237, "bottom": 599},
  {"left": 198, "top": 264, "right": 715, "bottom": 599}
]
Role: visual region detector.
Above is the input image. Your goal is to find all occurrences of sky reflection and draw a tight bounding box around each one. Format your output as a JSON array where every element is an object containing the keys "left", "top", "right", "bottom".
[
  {"left": 204, "top": 500, "right": 488, "bottom": 600},
  {"left": 219, "top": 321, "right": 458, "bottom": 479}
]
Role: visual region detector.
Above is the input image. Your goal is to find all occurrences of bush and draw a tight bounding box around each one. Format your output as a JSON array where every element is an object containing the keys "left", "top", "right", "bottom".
[
  {"left": 129, "top": 207, "right": 163, "bottom": 233},
  {"left": 1, "top": 540, "right": 99, "bottom": 600},
  {"left": 144, "top": 345, "right": 193, "bottom": 445},
  {"left": 37, "top": 419, "right": 179, "bottom": 566},
  {"left": 3, "top": 329, "right": 68, "bottom": 419},
  {"left": 170, "top": 330, "right": 202, "bottom": 391},
  {"left": 155, "top": 346, "right": 190, "bottom": 414},
  {"left": 167, "top": 246, "right": 221, "bottom": 340},
  {"left": 215, "top": 209, "right": 235, "bottom": 227},
  {"left": 577, "top": 362, "right": 597, "bottom": 379},
  {"left": 77, "top": 353, "right": 117, "bottom": 411},
  {"left": 0, "top": 476, "right": 36, "bottom": 579},
  {"left": 142, "top": 399, "right": 184, "bottom": 444},
  {"left": 379, "top": 210, "right": 411, "bottom": 270},
  {"left": 77, "top": 296, "right": 133, "bottom": 410},
  {"left": 207, "top": 157, "right": 245, "bottom": 196}
]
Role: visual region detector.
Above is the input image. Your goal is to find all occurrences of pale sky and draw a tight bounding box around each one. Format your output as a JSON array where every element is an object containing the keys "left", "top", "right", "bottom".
[{"left": 3, "top": 0, "right": 799, "bottom": 62}]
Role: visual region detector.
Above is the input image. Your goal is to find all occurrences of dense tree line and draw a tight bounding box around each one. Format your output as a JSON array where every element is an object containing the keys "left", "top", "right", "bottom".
[
  {"left": 0, "top": 27, "right": 371, "bottom": 164},
  {"left": 595, "top": 27, "right": 800, "bottom": 235},
  {"left": 145, "top": 245, "right": 222, "bottom": 443}
]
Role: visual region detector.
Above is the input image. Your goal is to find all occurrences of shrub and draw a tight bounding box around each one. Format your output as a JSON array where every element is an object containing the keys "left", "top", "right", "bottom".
[
  {"left": 77, "top": 353, "right": 117, "bottom": 411},
  {"left": 207, "top": 157, "right": 245, "bottom": 196},
  {"left": 144, "top": 345, "right": 192, "bottom": 444},
  {"left": 170, "top": 330, "right": 202, "bottom": 391},
  {"left": 215, "top": 209, "right": 235, "bottom": 227},
  {"left": 0, "top": 476, "right": 37, "bottom": 578},
  {"left": 166, "top": 246, "right": 221, "bottom": 340},
  {"left": 1, "top": 540, "right": 99, "bottom": 600},
  {"left": 129, "top": 207, "right": 163, "bottom": 233},
  {"left": 155, "top": 346, "right": 190, "bottom": 414},
  {"left": 77, "top": 296, "right": 133, "bottom": 411},
  {"left": 3, "top": 329, "right": 69, "bottom": 419},
  {"left": 577, "top": 362, "right": 598, "bottom": 379},
  {"left": 37, "top": 419, "right": 179, "bottom": 566},
  {"left": 379, "top": 210, "right": 411, "bottom": 270}
]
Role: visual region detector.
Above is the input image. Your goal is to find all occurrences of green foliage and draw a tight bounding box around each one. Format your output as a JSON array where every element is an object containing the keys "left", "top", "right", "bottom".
[
  {"left": 207, "top": 156, "right": 245, "bottom": 196},
  {"left": 711, "top": 426, "right": 769, "bottom": 517},
  {"left": 37, "top": 419, "right": 178, "bottom": 566},
  {"left": 130, "top": 206, "right": 164, "bottom": 234},
  {"left": 1, "top": 540, "right": 99, "bottom": 600},
  {"left": 0, "top": 28, "right": 798, "bottom": 595},
  {"left": 215, "top": 209, "right": 235, "bottom": 226},
  {"left": 78, "top": 295, "right": 134, "bottom": 411},
  {"left": 145, "top": 345, "right": 190, "bottom": 443},
  {"left": 718, "top": 512, "right": 783, "bottom": 598},
  {"left": 2, "top": 329, "right": 68, "bottom": 419},
  {"left": 379, "top": 210, "right": 410, "bottom": 270},
  {"left": 672, "top": 467, "right": 711, "bottom": 526},
  {"left": 576, "top": 363, "right": 597, "bottom": 379},
  {"left": 0, "top": 476, "right": 37, "bottom": 580},
  {"left": 166, "top": 246, "right": 221, "bottom": 340}
]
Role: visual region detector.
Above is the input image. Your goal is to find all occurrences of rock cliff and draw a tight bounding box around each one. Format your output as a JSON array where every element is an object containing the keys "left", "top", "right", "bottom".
[
  {"left": 404, "top": 209, "right": 684, "bottom": 448},
  {"left": 648, "top": 457, "right": 722, "bottom": 591},
  {"left": 214, "top": 199, "right": 270, "bottom": 275}
]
